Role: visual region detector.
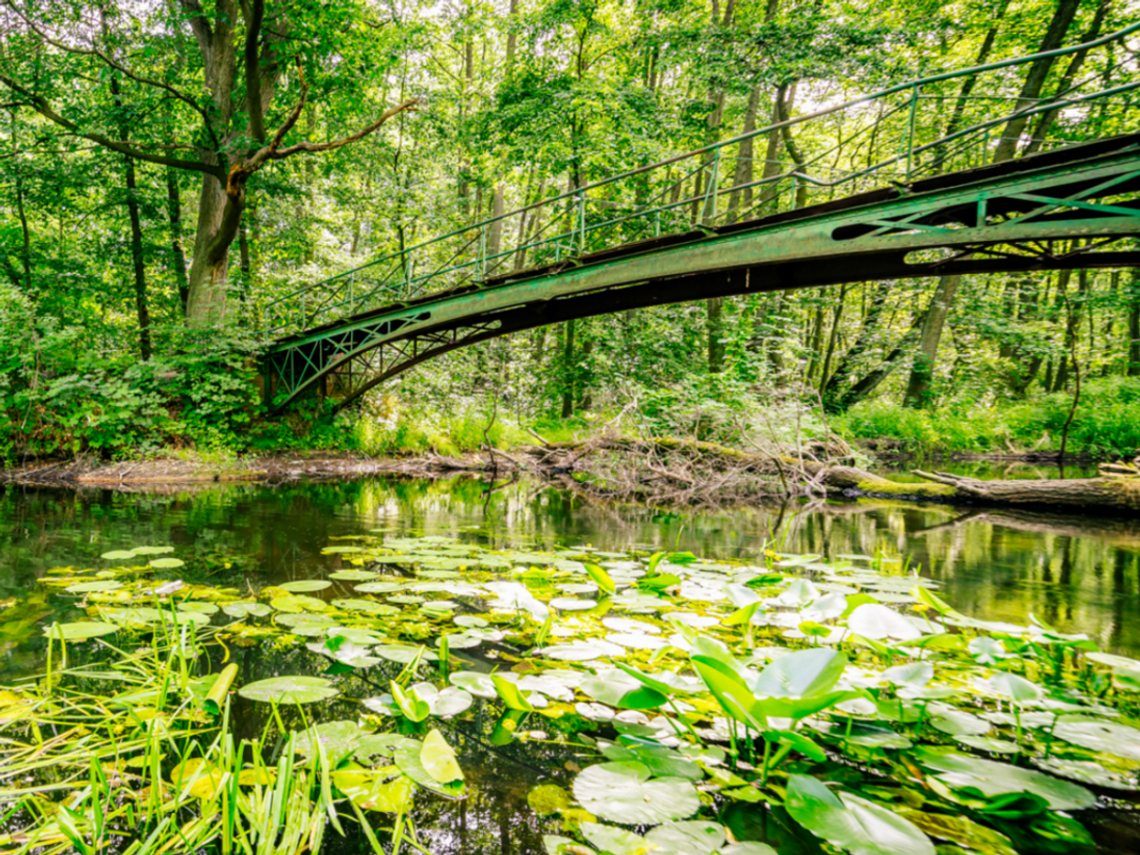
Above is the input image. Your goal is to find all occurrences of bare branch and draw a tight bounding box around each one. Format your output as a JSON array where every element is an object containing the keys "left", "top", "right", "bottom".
[{"left": 270, "top": 98, "right": 419, "bottom": 159}]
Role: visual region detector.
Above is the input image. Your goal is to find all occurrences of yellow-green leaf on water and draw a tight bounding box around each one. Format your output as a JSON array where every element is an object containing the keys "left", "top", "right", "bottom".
[
  {"left": 333, "top": 769, "right": 414, "bottom": 812},
  {"left": 585, "top": 564, "right": 616, "bottom": 595},
  {"left": 100, "top": 550, "right": 137, "bottom": 560},
  {"left": 149, "top": 558, "right": 185, "bottom": 569},
  {"left": 420, "top": 729, "right": 463, "bottom": 784},
  {"left": 42, "top": 621, "right": 118, "bottom": 641}
]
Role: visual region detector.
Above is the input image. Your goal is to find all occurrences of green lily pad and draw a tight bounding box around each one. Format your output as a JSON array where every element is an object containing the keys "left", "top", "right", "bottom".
[
  {"left": 279, "top": 580, "right": 332, "bottom": 593},
  {"left": 66, "top": 580, "right": 123, "bottom": 594},
  {"left": 331, "top": 599, "right": 399, "bottom": 616},
  {"left": 914, "top": 747, "right": 1096, "bottom": 810},
  {"left": 572, "top": 761, "right": 700, "bottom": 825},
  {"left": 101, "top": 550, "right": 137, "bottom": 560},
  {"left": 1052, "top": 718, "right": 1140, "bottom": 760},
  {"left": 222, "top": 602, "right": 272, "bottom": 619},
  {"left": 132, "top": 546, "right": 175, "bottom": 555},
  {"left": 329, "top": 571, "right": 381, "bottom": 581},
  {"left": 42, "top": 621, "right": 118, "bottom": 641},
  {"left": 785, "top": 774, "right": 935, "bottom": 855},
  {"left": 238, "top": 676, "right": 338, "bottom": 705},
  {"left": 149, "top": 558, "right": 185, "bottom": 569}
]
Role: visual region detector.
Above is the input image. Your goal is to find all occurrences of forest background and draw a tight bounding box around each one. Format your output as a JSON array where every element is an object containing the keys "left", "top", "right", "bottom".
[{"left": 0, "top": 0, "right": 1138, "bottom": 465}]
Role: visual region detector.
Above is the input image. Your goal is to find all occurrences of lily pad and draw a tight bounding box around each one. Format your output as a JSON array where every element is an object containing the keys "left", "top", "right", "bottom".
[
  {"left": 66, "top": 580, "right": 123, "bottom": 594},
  {"left": 279, "top": 580, "right": 332, "bottom": 593},
  {"left": 238, "top": 676, "right": 338, "bottom": 705},
  {"left": 149, "top": 558, "right": 185, "bottom": 569},
  {"left": 101, "top": 550, "right": 138, "bottom": 560},
  {"left": 572, "top": 761, "right": 700, "bottom": 825},
  {"left": 42, "top": 621, "right": 118, "bottom": 641},
  {"left": 785, "top": 774, "right": 935, "bottom": 855}
]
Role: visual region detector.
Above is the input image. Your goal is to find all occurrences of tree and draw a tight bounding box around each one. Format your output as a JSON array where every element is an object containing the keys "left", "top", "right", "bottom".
[{"left": 0, "top": 0, "right": 417, "bottom": 326}]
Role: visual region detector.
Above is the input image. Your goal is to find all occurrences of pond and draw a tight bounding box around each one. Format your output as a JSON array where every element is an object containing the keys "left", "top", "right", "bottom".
[{"left": 0, "top": 474, "right": 1138, "bottom": 855}]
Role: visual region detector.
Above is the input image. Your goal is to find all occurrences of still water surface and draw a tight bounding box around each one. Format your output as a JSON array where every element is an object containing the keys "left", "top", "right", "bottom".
[
  {"left": 1, "top": 472, "right": 1136, "bottom": 655},
  {"left": 1, "top": 473, "right": 1138, "bottom": 854}
]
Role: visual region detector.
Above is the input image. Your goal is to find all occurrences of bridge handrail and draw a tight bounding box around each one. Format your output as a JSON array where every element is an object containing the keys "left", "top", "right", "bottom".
[{"left": 259, "top": 21, "right": 1140, "bottom": 332}]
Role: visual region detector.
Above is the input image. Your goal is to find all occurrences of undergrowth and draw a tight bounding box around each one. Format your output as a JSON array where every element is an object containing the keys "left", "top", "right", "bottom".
[{"left": 833, "top": 378, "right": 1140, "bottom": 457}]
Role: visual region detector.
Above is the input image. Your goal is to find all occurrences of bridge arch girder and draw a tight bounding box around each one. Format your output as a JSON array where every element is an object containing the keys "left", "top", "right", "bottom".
[{"left": 263, "top": 136, "right": 1140, "bottom": 412}]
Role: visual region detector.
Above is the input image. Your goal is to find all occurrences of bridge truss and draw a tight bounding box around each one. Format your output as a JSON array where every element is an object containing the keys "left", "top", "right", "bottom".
[{"left": 260, "top": 24, "right": 1140, "bottom": 411}]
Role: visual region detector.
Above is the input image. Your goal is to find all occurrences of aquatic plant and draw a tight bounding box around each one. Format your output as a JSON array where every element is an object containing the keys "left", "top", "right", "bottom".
[{"left": 4, "top": 533, "right": 1139, "bottom": 854}]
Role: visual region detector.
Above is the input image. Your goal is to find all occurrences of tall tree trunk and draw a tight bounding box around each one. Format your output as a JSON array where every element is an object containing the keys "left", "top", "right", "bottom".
[
  {"left": 166, "top": 169, "right": 190, "bottom": 316},
  {"left": 488, "top": 185, "right": 505, "bottom": 274},
  {"left": 904, "top": 0, "right": 1078, "bottom": 402},
  {"left": 185, "top": 169, "right": 239, "bottom": 326},
  {"left": 1023, "top": 0, "right": 1111, "bottom": 155},
  {"left": 561, "top": 319, "right": 576, "bottom": 418},
  {"left": 1127, "top": 268, "right": 1140, "bottom": 377},
  {"left": 992, "top": 0, "right": 1082, "bottom": 163},
  {"left": 9, "top": 110, "right": 32, "bottom": 292},
  {"left": 708, "top": 298, "right": 725, "bottom": 373},
  {"left": 902, "top": 275, "right": 960, "bottom": 407},
  {"left": 727, "top": 84, "right": 762, "bottom": 222},
  {"left": 110, "top": 75, "right": 151, "bottom": 360}
]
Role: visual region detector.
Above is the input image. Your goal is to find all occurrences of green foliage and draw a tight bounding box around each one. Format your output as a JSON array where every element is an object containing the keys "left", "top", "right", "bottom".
[{"left": 834, "top": 379, "right": 1140, "bottom": 457}]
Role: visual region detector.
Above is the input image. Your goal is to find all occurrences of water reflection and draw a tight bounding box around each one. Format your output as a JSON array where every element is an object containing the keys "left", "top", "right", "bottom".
[{"left": 1, "top": 475, "right": 1138, "bottom": 653}]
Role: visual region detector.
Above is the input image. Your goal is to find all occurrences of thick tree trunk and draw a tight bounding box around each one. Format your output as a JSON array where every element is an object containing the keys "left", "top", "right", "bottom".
[{"left": 185, "top": 171, "right": 239, "bottom": 326}]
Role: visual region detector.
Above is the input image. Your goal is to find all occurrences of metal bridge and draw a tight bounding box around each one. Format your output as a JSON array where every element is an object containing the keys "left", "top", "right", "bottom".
[{"left": 260, "top": 24, "right": 1140, "bottom": 411}]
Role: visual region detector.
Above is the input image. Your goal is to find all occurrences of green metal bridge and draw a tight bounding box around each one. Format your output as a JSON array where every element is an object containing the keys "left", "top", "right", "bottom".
[{"left": 260, "top": 24, "right": 1140, "bottom": 411}]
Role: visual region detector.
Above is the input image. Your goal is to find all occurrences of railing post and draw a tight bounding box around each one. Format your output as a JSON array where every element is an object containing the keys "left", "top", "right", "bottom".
[
  {"left": 655, "top": 210, "right": 661, "bottom": 237},
  {"left": 578, "top": 190, "right": 586, "bottom": 255},
  {"left": 701, "top": 148, "right": 720, "bottom": 224},
  {"left": 301, "top": 294, "right": 306, "bottom": 328},
  {"left": 479, "top": 226, "right": 486, "bottom": 281},
  {"left": 905, "top": 85, "right": 920, "bottom": 182},
  {"left": 349, "top": 272, "right": 355, "bottom": 309}
]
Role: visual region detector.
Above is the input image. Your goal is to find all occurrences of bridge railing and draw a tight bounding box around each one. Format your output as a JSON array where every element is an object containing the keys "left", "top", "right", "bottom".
[{"left": 259, "top": 23, "right": 1140, "bottom": 342}]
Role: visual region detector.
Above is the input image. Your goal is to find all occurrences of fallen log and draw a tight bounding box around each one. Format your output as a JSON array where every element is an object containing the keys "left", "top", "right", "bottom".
[{"left": 523, "top": 436, "right": 1140, "bottom": 513}]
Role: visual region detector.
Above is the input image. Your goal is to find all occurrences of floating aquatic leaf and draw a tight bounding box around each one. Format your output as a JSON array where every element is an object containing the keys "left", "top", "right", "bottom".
[
  {"left": 581, "top": 670, "right": 667, "bottom": 710},
  {"left": 149, "top": 558, "right": 185, "bottom": 569},
  {"left": 1052, "top": 717, "right": 1140, "bottom": 760},
  {"left": 355, "top": 582, "right": 407, "bottom": 594},
  {"left": 333, "top": 769, "right": 414, "bottom": 812},
  {"left": 331, "top": 598, "right": 399, "bottom": 616},
  {"left": 66, "top": 580, "right": 123, "bottom": 594},
  {"left": 238, "top": 676, "right": 338, "bottom": 705},
  {"left": 541, "top": 643, "right": 610, "bottom": 661},
  {"left": 100, "top": 550, "right": 137, "bottom": 560},
  {"left": 177, "top": 602, "right": 219, "bottom": 615},
  {"left": 550, "top": 597, "right": 597, "bottom": 611},
  {"left": 329, "top": 570, "right": 381, "bottom": 581},
  {"left": 449, "top": 671, "right": 496, "bottom": 698},
  {"left": 132, "top": 546, "right": 175, "bottom": 556},
  {"left": 914, "top": 747, "right": 1096, "bottom": 810},
  {"left": 42, "top": 621, "right": 118, "bottom": 640},
  {"left": 222, "top": 602, "right": 272, "bottom": 619},
  {"left": 279, "top": 580, "right": 332, "bottom": 593},
  {"left": 420, "top": 729, "right": 463, "bottom": 783},
  {"left": 847, "top": 604, "right": 922, "bottom": 641},
  {"left": 785, "top": 774, "right": 935, "bottom": 855},
  {"left": 986, "top": 672, "right": 1043, "bottom": 704},
  {"left": 572, "top": 761, "right": 700, "bottom": 825}
]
